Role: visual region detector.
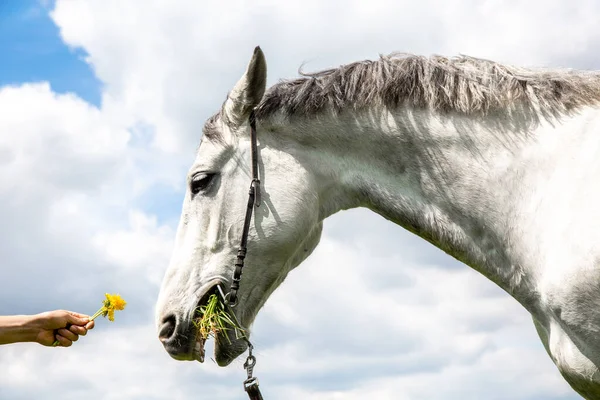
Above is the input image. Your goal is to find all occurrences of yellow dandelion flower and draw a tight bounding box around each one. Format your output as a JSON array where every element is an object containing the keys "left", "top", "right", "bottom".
[
  {"left": 109, "top": 294, "right": 127, "bottom": 311},
  {"left": 90, "top": 293, "right": 127, "bottom": 321}
]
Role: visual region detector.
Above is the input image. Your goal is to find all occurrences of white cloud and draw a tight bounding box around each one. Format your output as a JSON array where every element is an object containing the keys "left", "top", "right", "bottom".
[
  {"left": 1, "top": 0, "right": 597, "bottom": 398},
  {"left": 93, "top": 211, "right": 174, "bottom": 286},
  {"left": 0, "top": 82, "right": 133, "bottom": 314},
  {"left": 0, "top": 83, "right": 128, "bottom": 192}
]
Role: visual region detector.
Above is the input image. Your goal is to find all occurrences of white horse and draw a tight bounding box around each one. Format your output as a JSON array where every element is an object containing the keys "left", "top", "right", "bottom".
[{"left": 155, "top": 47, "right": 600, "bottom": 399}]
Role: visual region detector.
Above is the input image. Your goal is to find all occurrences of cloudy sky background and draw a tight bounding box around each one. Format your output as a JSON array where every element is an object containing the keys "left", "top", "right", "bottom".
[{"left": 0, "top": 0, "right": 596, "bottom": 399}]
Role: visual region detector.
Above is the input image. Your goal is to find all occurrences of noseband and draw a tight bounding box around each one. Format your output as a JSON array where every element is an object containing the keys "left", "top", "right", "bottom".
[{"left": 217, "top": 109, "right": 264, "bottom": 400}]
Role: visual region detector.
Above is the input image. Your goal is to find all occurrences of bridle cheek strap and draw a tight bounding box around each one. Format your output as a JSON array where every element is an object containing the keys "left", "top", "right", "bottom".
[
  {"left": 228, "top": 109, "right": 261, "bottom": 307},
  {"left": 224, "top": 109, "right": 264, "bottom": 399}
]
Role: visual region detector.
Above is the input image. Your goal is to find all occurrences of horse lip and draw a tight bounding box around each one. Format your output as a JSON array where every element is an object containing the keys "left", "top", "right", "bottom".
[
  {"left": 191, "top": 278, "right": 249, "bottom": 365},
  {"left": 161, "top": 277, "right": 230, "bottom": 361},
  {"left": 214, "top": 334, "right": 249, "bottom": 366},
  {"left": 190, "top": 277, "right": 236, "bottom": 361}
]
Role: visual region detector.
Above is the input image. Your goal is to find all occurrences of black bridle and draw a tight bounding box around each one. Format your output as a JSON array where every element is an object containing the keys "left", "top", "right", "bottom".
[
  {"left": 228, "top": 109, "right": 261, "bottom": 308},
  {"left": 217, "top": 109, "right": 264, "bottom": 400}
]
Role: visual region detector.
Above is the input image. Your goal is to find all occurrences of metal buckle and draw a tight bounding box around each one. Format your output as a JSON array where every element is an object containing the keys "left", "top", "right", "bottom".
[
  {"left": 217, "top": 284, "right": 238, "bottom": 307},
  {"left": 244, "top": 376, "right": 260, "bottom": 391}
]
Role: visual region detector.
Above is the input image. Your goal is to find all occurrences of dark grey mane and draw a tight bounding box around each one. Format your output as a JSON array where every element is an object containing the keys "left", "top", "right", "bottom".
[{"left": 255, "top": 53, "right": 600, "bottom": 119}]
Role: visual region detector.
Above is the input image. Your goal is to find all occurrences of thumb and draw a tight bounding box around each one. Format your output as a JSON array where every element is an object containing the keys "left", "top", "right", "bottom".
[{"left": 64, "top": 311, "right": 91, "bottom": 326}]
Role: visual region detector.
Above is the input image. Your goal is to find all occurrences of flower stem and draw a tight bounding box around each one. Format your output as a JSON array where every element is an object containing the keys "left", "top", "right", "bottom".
[{"left": 89, "top": 308, "right": 105, "bottom": 321}]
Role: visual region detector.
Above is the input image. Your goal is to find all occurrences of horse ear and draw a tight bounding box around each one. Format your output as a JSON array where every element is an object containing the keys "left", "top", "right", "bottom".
[{"left": 223, "top": 46, "right": 267, "bottom": 127}]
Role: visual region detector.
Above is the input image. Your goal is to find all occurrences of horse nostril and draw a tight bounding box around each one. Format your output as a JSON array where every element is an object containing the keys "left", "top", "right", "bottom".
[{"left": 158, "top": 314, "right": 177, "bottom": 341}]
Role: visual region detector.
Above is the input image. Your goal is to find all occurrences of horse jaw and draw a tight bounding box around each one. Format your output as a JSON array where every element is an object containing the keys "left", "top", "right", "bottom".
[{"left": 213, "top": 330, "right": 249, "bottom": 366}]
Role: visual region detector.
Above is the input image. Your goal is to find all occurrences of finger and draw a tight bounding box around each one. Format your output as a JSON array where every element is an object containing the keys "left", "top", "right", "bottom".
[
  {"left": 57, "top": 328, "right": 79, "bottom": 342},
  {"left": 64, "top": 311, "right": 91, "bottom": 326},
  {"left": 67, "top": 311, "right": 91, "bottom": 319},
  {"left": 69, "top": 325, "right": 87, "bottom": 336},
  {"left": 85, "top": 320, "right": 95, "bottom": 330},
  {"left": 55, "top": 334, "right": 73, "bottom": 347}
]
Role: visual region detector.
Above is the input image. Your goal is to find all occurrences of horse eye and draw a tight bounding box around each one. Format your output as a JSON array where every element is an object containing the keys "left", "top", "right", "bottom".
[{"left": 190, "top": 173, "right": 215, "bottom": 195}]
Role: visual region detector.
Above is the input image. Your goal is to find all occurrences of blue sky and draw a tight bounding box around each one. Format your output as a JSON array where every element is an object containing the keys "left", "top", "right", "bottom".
[
  {"left": 0, "top": 0, "right": 101, "bottom": 105},
  {"left": 0, "top": 1, "right": 595, "bottom": 399}
]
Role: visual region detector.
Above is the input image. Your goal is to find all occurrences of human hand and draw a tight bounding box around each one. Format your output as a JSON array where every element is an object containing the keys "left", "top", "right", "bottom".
[{"left": 32, "top": 310, "right": 95, "bottom": 347}]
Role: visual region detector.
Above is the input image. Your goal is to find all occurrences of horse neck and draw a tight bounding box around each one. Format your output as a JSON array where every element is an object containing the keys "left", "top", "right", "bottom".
[{"left": 264, "top": 105, "right": 575, "bottom": 310}]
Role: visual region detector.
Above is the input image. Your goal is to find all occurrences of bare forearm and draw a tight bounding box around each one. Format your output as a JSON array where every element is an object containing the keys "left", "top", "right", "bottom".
[{"left": 0, "top": 315, "right": 39, "bottom": 345}]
